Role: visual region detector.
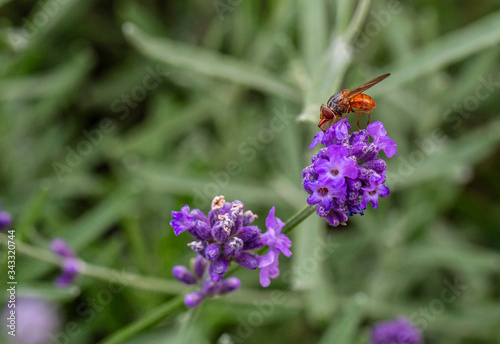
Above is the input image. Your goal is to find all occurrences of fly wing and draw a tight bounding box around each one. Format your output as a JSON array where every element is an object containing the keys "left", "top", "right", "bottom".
[{"left": 346, "top": 73, "right": 390, "bottom": 99}]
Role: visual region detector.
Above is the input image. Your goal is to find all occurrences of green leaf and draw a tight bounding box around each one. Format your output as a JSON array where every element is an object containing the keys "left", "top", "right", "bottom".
[
  {"left": 318, "top": 295, "right": 366, "bottom": 344},
  {"left": 122, "top": 23, "right": 300, "bottom": 100},
  {"left": 376, "top": 10, "right": 500, "bottom": 94}
]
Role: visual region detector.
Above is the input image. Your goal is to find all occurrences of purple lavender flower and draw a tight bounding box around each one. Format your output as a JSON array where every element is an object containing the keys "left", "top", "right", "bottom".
[
  {"left": 2, "top": 296, "right": 60, "bottom": 344},
  {"left": 303, "top": 119, "right": 397, "bottom": 226},
  {"left": 0, "top": 203, "right": 12, "bottom": 230},
  {"left": 371, "top": 317, "right": 423, "bottom": 344},
  {"left": 50, "top": 239, "right": 80, "bottom": 287},
  {"left": 171, "top": 197, "right": 292, "bottom": 306},
  {"left": 173, "top": 255, "right": 242, "bottom": 307}
]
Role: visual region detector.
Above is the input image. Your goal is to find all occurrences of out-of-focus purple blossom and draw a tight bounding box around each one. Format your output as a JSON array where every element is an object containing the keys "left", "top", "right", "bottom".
[
  {"left": 173, "top": 256, "right": 241, "bottom": 307},
  {"left": 2, "top": 296, "right": 60, "bottom": 344},
  {"left": 371, "top": 317, "right": 423, "bottom": 344},
  {"left": 303, "top": 120, "right": 397, "bottom": 226},
  {"left": 50, "top": 239, "right": 80, "bottom": 288},
  {"left": 171, "top": 197, "right": 293, "bottom": 306},
  {"left": 184, "top": 291, "right": 204, "bottom": 308},
  {"left": 0, "top": 203, "right": 12, "bottom": 230}
]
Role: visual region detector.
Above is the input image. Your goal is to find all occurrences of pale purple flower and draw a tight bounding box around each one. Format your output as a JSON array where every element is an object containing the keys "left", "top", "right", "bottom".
[
  {"left": 50, "top": 239, "right": 80, "bottom": 287},
  {"left": 257, "top": 249, "right": 281, "bottom": 287},
  {"left": 172, "top": 255, "right": 241, "bottom": 307},
  {"left": 261, "top": 207, "right": 292, "bottom": 258},
  {"left": 0, "top": 203, "right": 12, "bottom": 230},
  {"left": 371, "top": 317, "right": 423, "bottom": 344},
  {"left": 367, "top": 121, "right": 398, "bottom": 158},
  {"left": 2, "top": 296, "right": 60, "bottom": 344},
  {"left": 184, "top": 291, "right": 204, "bottom": 308}
]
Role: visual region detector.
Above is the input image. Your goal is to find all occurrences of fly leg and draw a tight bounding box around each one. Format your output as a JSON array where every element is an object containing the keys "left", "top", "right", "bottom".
[{"left": 353, "top": 110, "right": 370, "bottom": 131}]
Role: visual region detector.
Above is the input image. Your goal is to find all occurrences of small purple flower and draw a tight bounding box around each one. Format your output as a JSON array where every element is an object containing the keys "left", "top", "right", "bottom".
[
  {"left": 367, "top": 121, "right": 398, "bottom": 158},
  {"left": 257, "top": 249, "right": 281, "bottom": 287},
  {"left": 50, "top": 239, "right": 80, "bottom": 288},
  {"left": 2, "top": 296, "right": 60, "bottom": 344},
  {"left": 55, "top": 259, "right": 80, "bottom": 288},
  {"left": 371, "top": 317, "right": 423, "bottom": 344},
  {"left": 314, "top": 145, "right": 358, "bottom": 188},
  {"left": 309, "top": 131, "right": 324, "bottom": 149},
  {"left": 361, "top": 183, "right": 390, "bottom": 209},
  {"left": 171, "top": 197, "right": 293, "bottom": 305},
  {"left": 0, "top": 203, "right": 12, "bottom": 230},
  {"left": 172, "top": 255, "right": 241, "bottom": 307},
  {"left": 185, "top": 291, "right": 204, "bottom": 308},
  {"left": 170, "top": 205, "right": 193, "bottom": 236},
  {"left": 50, "top": 239, "right": 76, "bottom": 259},
  {"left": 303, "top": 119, "right": 397, "bottom": 226},
  {"left": 261, "top": 207, "right": 292, "bottom": 258},
  {"left": 172, "top": 266, "right": 197, "bottom": 285}
]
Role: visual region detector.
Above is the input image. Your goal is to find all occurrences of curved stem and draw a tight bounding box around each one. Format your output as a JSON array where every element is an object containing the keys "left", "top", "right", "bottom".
[
  {"left": 282, "top": 204, "right": 317, "bottom": 235},
  {"left": 342, "top": 0, "right": 372, "bottom": 44},
  {"left": 98, "top": 294, "right": 186, "bottom": 344},
  {"left": 0, "top": 233, "right": 184, "bottom": 294}
]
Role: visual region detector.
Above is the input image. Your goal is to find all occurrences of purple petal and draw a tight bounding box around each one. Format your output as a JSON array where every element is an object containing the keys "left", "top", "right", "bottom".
[
  {"left": 371, "top": 317, "right": 422, "bottom": 344},
  {"left": 172, "top": 265, "right": 196, "bottom": 285},
  {"left": 222, "top": 237, "right": 244, "bottom": 257},
  {"left": 184, "top": 291, "right": 204, "bottom": 307},
  {"left": 234, "top": 251, "right": 258, "bottom": 270},
  {"left": 55, "top": 259, "right": 79, "bottom": 288},
  {"left": 219, "top": 277, "right": 241, "bottom": 294},
  {"left": 50, "top": 239, "right": 76, "bottom": 259},
  {"left": 0, "top": 211, "right": 12, "bottom": 229},
  {"left": 170, "top": 205, "right": 193, "bottom": 236},
  {"left": 193, "top": 255, "right": 208, "bottom": 278},
  {"left": 209, "top": 256, "right": 230, "bottom": 282},
  {"left": 378, "top": 136, "right": 398, "bottom": 158},
  {"left": 257, "top": 250, "right": 280, "bottom": 287},
  {"left": 202, "top": 279, "right": 221, "bottom": 296},
  {"left": 205, "top": 243, "right": 221, "bottom": 260},
  {"left": 309, "top": 131, "right": 324, "bottom": 149}
]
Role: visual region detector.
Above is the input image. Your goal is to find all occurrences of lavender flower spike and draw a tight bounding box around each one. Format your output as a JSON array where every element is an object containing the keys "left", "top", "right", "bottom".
[
  {"left": 50, "top": 239, "right": 80, "bottom": 287},
  {"left": 371, "top": 317, "right": 423, "bottom": 344},
  {"left": 303, "top": 119, "right": 397, "bottom": 226},
  {"left": 171, "top": 197, "right": 293, "bottom": 306}
]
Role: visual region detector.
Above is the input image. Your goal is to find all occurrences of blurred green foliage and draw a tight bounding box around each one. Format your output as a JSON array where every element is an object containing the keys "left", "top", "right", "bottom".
[{"left": 1, "top": 0, "right": 500, "bottom": 343}]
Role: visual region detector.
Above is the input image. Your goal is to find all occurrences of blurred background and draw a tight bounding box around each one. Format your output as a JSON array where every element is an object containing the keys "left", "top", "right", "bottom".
[{"left": 1, "top": 0, "right": 500, "bottom": 343}]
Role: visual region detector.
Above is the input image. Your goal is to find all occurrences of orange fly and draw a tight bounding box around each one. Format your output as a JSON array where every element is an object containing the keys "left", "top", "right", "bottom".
[{"left": 319, "top": 73, "right": 390, "bottom": 132}]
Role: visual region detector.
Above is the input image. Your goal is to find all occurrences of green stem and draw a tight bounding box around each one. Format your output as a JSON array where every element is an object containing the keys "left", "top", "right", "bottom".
[
  {"left": 98, "top": 294, "right": 186, "bottom": 344},
  {"left": 282, "top": 204, "right": 317, "bottom": 235},
  {"left": 342, "top": 0, "right": 372, "bottom": 44},
  {"left": 177, "top": 302, "right": 202, "bottom": 342},
  {"left": 0, "top": 233, "right": 184, "bottom": 294}
]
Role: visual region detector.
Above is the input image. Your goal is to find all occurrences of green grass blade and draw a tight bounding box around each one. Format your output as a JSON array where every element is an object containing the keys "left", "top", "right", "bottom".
[{"left": 122, "top": 23, "right": 300, "bottom": 100}]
